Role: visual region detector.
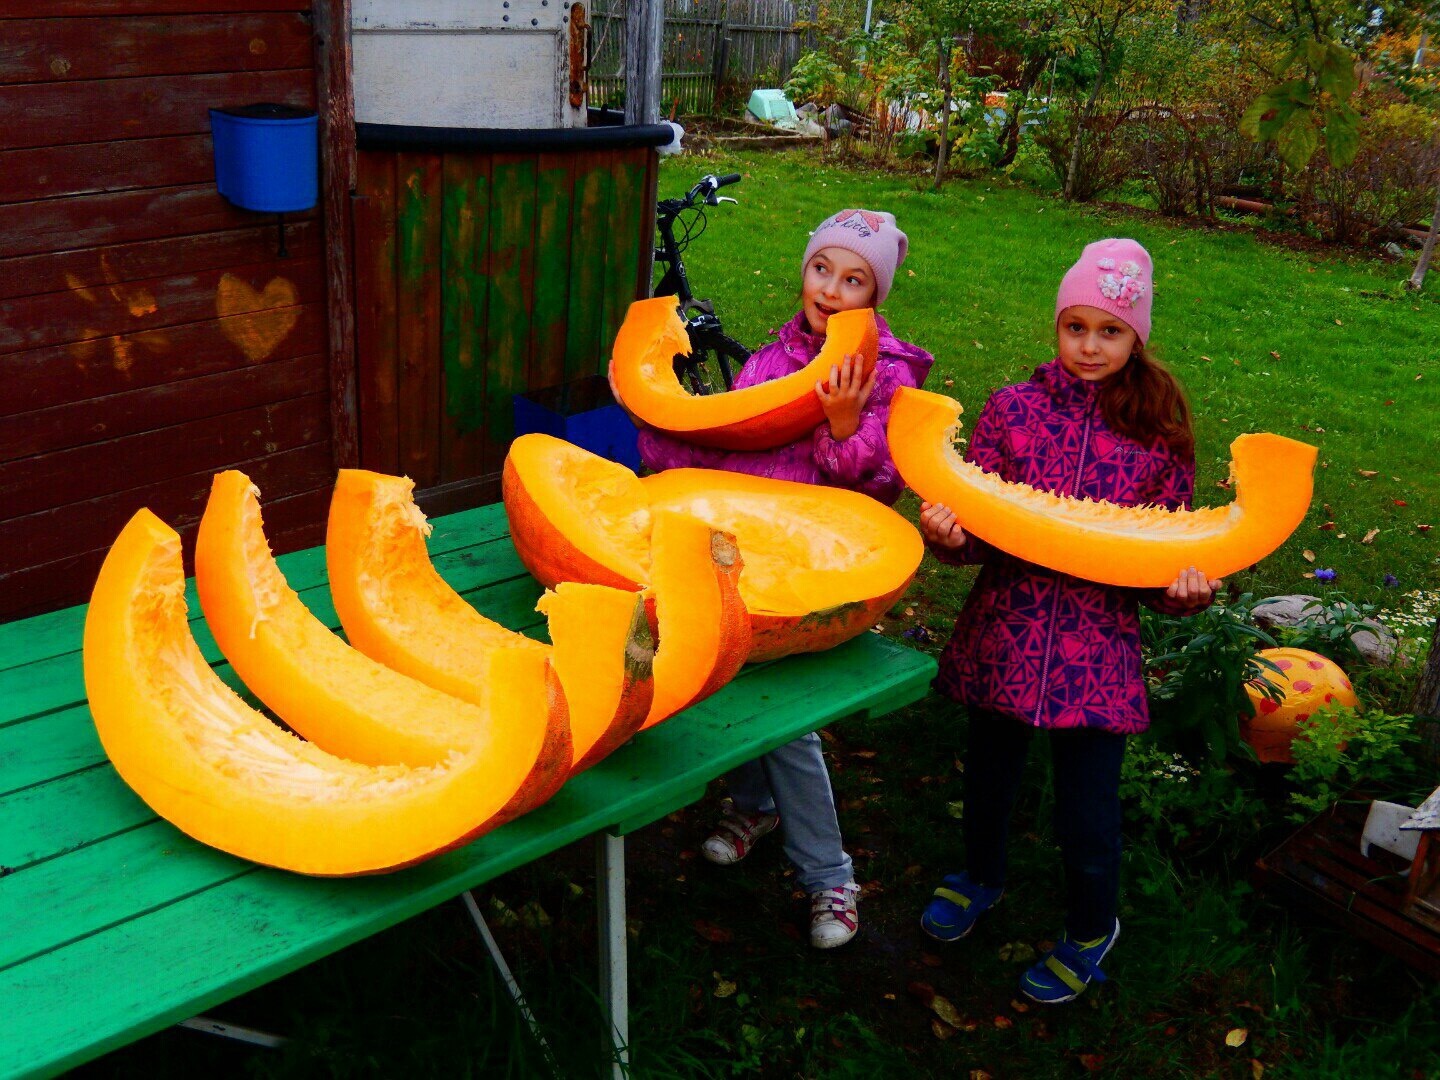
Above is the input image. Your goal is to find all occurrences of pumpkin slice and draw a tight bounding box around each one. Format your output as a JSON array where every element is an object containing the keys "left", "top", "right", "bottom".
[
  {"left": 327, "top": 469, "right": 653, "bottom": 780},
  {"left": 502, "top": 434, "right": 922, "bottom": 661},
  {"left": 196, "top": 470, "right": 548, "bottom": 825},
  {"left": 888, "top": 387, "right": 1317, "bottom": 587},
  {"left": 642, "top": 511, "right": 750, "bottom": 728},
  {"left": 608, "top": 296, "right": 880, "bottom": 450},
  {"left": 84, "top": 509, "right": 537, "bottom": 876},
  {"left": 537, "top": 583, "right": 656, "bottom": 771}
]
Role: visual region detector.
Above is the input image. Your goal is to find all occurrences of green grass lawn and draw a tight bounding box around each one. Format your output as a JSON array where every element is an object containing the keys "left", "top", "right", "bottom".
[{"left": 86, "top": 149, "right": 1440, "bottom": 1080}]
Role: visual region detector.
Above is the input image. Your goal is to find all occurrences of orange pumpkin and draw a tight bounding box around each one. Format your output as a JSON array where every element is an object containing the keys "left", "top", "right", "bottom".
[
  {"left": 503, "top": 434, "right": 922, "bottom": 660},
  {"left": 195, "top": 470, "right": 552, "bottom": 826},
  {"left": 888, "top": 387, "right": 1317, "bottom": 587},
  {"left": 84, "top": 509, "right": 539, "bottom": 876},
  {"left": 325, "top": 469, "right": 654, "bottom": 789},
  {"left": 1242, "top": 647, "right": 1359, "bottom": 764},
  {"left": 608, "top": 296, "right": 879, "bottom": 450}
]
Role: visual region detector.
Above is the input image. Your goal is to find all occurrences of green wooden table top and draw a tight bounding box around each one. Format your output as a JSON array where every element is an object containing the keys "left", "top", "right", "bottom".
[{"left": 0, "top": 501, "right": 936, "bottom": 1080}]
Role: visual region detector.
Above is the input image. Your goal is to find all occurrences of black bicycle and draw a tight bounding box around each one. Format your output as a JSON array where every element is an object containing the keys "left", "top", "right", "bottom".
[{"left": 653, "top": 172, "right": 751, "bottom": 395}]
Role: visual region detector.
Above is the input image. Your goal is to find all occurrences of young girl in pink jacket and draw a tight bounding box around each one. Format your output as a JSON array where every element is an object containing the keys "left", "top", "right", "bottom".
[{"left": 639, "top": 208, "right": 933, "bottom": 947}]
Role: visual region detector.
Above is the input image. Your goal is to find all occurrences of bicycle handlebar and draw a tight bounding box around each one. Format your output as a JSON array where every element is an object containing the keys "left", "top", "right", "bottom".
[{"left": 716, "top": 173, "right": 742, "bottom": 187}]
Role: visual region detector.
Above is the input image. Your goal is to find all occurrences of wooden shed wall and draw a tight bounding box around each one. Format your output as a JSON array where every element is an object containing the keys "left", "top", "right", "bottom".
[
  {"left": 0, "top": 2, "right": 332, "bottom": 620},
  {"left": 352, "top": 146, "right": 656, "bottom": 509}
]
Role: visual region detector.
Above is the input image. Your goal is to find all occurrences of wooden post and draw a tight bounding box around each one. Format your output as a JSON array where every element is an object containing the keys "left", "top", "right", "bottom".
[
  {"left": 314, "top": 0, "right": 360, "bottom": 468},
  {"left": 625, "top": 0, "right": 663, "bottom": 124},
  {"left": 1416, "top": 617, "right": 1440, "bottom": 763}
]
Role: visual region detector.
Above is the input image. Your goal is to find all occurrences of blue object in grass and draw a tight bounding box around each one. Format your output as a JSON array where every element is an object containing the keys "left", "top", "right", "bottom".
[
  {"left": 513, "top": 375, "right": 641, "bottom": 472},
  {"left": 1315, "top": 567, "right": 1337, "bottom": 582}
]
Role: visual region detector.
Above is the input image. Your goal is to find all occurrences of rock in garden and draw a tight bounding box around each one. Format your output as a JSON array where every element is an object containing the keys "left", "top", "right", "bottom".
[{"left": 1251, "top": 594, "right": 1397, "bottom": 665}]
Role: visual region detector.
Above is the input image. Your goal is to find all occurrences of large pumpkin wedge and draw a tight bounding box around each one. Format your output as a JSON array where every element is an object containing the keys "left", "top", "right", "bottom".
[
  {"left": 84, "top": 509, "right": 540, "bottom": 876},
  {"left": 888, "top": 387, "right": 1317, "bottom": 587},
  {"left": 608, "top": 296, "right": 880, "bottom": 450},
  {"left": 503, "top": 434, "right": 922, "bottom": 661},
  {"left": 196, "top": 470, "right": 551, "bottom": 826},
  {"left": 327, "top": 469, "right": 655, "bottom": 777}
]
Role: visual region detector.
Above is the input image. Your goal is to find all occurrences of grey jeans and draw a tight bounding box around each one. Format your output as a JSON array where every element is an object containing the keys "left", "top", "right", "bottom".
[{"left": 725, "top": 731, "right": 853, "bottom": 894}]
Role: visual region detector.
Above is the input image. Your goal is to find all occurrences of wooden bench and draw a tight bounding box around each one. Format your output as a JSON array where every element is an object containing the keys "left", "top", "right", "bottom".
[{"left": 0, "top": 500, "right": 936, "bottom": 1078}]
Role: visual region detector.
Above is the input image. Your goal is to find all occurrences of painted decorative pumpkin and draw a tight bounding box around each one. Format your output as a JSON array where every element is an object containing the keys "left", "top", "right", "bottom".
[
  {"left": 608, "top": 296, "right": 879, "bottom": 450},
  {"left": 887, "top": 387, "right": 1317, "bottom": 588},
  {"left": 502, "top": 433, "right": 923, "bottom": 661},
  {"left": 1241, "top": 647, "right": 1359, "bottom": 764}
]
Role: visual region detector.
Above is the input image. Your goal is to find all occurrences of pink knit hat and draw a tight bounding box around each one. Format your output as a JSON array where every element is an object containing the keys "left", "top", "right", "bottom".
[
  {"left": 802, "top": 209, "right": 909, "bottom": 305},
  {"left": 1055, "top": 238, "right": 1154, "bottom": 344}
]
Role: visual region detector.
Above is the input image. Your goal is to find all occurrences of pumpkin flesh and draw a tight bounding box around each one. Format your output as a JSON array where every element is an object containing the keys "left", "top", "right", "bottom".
[
  {"left": 608, "top": 296, "right": 880, "bottom": 450},
  {"left": 888, "top": 387, "right": 1317, "bottom": 588},
  {"left": 84, "top": 510, "right": 535, "bottom": 876},
  {"left": 502, "top": 434, "right": 922, "bottom": 660},
  {"left": 196, "top": 470, "right": 546, "bottom": 824}
]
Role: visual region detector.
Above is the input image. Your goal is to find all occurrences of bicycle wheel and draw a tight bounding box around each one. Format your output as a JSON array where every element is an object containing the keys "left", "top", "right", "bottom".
[{"left": 674, "top": 329, "right": 749, "bottom": 396}]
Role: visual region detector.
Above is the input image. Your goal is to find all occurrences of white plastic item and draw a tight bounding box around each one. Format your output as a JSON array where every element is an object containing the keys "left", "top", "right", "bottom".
[{"left": 747, "top": 89, "right": 797, "bottom": 124}]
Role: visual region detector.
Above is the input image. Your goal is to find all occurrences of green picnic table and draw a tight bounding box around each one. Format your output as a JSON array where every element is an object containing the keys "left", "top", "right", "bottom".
[{"left": 0, "top": 500, "right": 936, "bottom": 1079}]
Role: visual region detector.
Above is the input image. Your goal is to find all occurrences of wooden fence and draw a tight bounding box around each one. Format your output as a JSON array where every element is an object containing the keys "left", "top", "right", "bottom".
[{"left": 589, "top": 0, "right": 807, "bottom": 116}]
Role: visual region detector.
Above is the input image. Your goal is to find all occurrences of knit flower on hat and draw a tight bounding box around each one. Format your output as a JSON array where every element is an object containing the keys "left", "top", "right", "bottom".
[{"left": 1098, "top": 262, "right": 1147, "bottom": 308}]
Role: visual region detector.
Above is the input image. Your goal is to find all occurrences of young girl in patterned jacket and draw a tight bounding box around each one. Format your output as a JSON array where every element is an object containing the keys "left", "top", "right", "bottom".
[
  {"left": 638, "top": 208, "right": 933, "bottom": 948},
  {"left": 916, "top": 239, "right": 1218, "bottom": 1002}
]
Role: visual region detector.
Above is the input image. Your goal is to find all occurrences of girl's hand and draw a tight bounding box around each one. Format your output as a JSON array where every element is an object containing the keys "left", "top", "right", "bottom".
[
  {"left": 815, "top": 353, "right": 875, "bottom": 441},
  {"left": 919, "top": 502, "right": 967, "bottom": 549},
  {"left": 1165, "top": 567, "right": 1222, "bottom": 610}
]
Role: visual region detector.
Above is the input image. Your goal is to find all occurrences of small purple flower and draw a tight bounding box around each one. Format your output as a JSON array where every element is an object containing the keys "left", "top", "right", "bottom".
[
  {"left": 1315, "top": 568, "right": 1337, "bottom": 582},
  {"left": 1383, "top": 573, "right": 1400, "bottom": 588},
  {"left": 902, "top": 625, "right": 933, "bottom": 644}
]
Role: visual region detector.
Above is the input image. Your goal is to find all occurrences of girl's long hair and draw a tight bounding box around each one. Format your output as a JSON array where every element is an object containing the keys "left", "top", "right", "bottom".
[{"left": 1099, "top": 345, "right": 1194, "bottom": 459}]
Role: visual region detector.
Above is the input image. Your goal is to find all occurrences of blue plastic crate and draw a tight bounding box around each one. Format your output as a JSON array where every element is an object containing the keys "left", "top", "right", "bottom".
[
  {"left": 209, "top": 103, "right": 318, "bottom": 214},
  {"left": 513, "top": 375, "right": 641, "bottom": 472}
]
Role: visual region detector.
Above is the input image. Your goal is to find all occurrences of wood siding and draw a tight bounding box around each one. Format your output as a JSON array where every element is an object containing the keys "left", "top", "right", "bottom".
[
  {"left": 0, "top": 4, "right": 331, "bottom": 620},
  {"left": 352, "top": 145, "right": 656, "bottom": 510}
]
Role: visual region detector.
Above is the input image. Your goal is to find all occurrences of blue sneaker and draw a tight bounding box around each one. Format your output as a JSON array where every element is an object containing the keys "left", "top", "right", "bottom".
[
  {"left": 919, "top": 872, "right": 1004, "bottom": 942},
  {"left": 1019, "top": 919, "right": 1120, "bottom": 1004}
]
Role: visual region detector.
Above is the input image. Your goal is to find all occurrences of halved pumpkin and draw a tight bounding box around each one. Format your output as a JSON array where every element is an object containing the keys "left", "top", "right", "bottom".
[
  {"left": 83, "top": 509, "right": 538, "bottom": 876},
  {"left": 642, "top": 511, "right": 751, "bottom": 728},
  {"left": 327, "top": 469, "right": 654, "bottom": 779},
  {"left": 608, "top": 296, "right": 880, "bottom": 450},
  {"left": 888, "top": 387, "right": 1317, "bottom": 587},
  {"left": 196, "top": 470, "right": 549, "bottom": 825},
  {"left": 503, "top": 434, "right": 923, "bottom": 661}
]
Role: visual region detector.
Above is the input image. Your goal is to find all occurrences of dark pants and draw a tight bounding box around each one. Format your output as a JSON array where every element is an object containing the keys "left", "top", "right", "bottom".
[{"left": 962, "top": 708, "right": 1126, "bottom": 942}]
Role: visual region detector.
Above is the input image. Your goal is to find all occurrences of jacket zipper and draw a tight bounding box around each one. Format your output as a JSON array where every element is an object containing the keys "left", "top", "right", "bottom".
[{"left": 1033, "top": 394, "right": 1096, "bottom": 723}]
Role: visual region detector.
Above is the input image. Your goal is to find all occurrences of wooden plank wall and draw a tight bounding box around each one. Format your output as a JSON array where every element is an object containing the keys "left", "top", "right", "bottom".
[
  {"left": 353, "top": 145, "right": 656, "bottom": 511},
  {"left": 0, "top": 2, "right": 333, "bottom": 621}
]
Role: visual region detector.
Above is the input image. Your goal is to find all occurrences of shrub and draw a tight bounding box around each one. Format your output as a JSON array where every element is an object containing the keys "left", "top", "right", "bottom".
[{"left": 1031, "top": 99, "right": 1135, "bottom": 202}]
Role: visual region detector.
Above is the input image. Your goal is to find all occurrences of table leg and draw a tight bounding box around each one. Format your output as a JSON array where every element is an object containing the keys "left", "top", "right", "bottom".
[
  {"left": 461, "top": 890, "right": 560, "bottom": 1076},
  {"left": 597, "top": 830, "right": 629, "bottom": 1078}
]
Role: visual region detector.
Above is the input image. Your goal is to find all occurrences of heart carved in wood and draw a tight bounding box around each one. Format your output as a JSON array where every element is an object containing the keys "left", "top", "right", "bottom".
[{"left": 217, "top": 273, "right": 300, "bottom": 362}]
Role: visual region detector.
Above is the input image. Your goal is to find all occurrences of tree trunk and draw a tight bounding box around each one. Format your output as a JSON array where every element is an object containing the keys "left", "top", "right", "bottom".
[
  {"left": 934, "top": 37, "right": 952, "bottom": 191},
  {"left": 1416, "top": 616, "right": 1440, "bottom": 763},
  {"left": 995, "top": 50, "right": 1051, "bottom": 169},
  {"left": 1064, "top": 75, "right": 1105, "bottom": 201},
  {"left": 1406, "top": 180, "right": 1440, "bottom": 292}
]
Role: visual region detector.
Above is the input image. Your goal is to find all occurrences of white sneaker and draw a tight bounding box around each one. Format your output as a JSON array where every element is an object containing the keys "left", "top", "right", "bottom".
[
  {"left": 700, "top": 808, "right": 780, "bottom": 866},
  {"left": 809, "top": 881, "right": 861, "bottom": 949}
]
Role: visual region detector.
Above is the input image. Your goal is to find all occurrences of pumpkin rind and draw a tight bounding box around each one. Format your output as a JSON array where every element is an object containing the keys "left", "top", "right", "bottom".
[
  {"left": 84, "top": 510, "right": 536, "bottom": 876},
  {"left": 608, "top": 296, "right": 880, "bottom": 450},
  {"left": 888, "top": 387, "right": 1317, "bottom": 587},
  {"left": 502, "top": 435, "right": 922, "bottom": 660},
  {"left": 196, "top": 470, "right": 547, "bottom": 820},
  {"left": 642, "top": 511, "right": 751, "bottom": 728},
  {"left": 327, "top": 469, "right": 653, "bottom": 785}
]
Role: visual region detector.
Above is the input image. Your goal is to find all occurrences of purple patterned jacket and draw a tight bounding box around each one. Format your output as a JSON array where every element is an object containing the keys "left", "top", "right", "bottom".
[
  {"left": 933, "top": 360, "right": 1206, "bottom": 734},
  {"left": 637, "top": 311, "right": 934, "bottom": 506}
]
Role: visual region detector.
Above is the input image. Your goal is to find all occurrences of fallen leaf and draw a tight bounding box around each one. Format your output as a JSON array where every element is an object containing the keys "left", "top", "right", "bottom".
[
  {"left": 883, "top": 992, "right": 897, "bottom": 1000},
  {"left": 1395, "top": 500, "right": 1408, "bottom": 508},
  {"left": 1318, "top": 522, "right": 1336, "bottom": 531},
  {"left": 1079, "top": 1054, "right": 1106, "bottom": 1073},
  {"left": 994, "top": 1015, "right": 1014, "bottom": 1030},
  {"left": 973, "top": 340, "right": 985, "bottom": 350},
  {"left": 943, "top": 377, "right": 955, "bottom": 387},
  {"left": 1302, "top": 572, "right": 1316, "bottom": 579},
  {"left": 1359, "top": 469, "right": 1378, "bottom": 478},
  {"left": 1418, "top": 373, "right": 1425, "bottom": 380},
  {"left": 946, "top": 800, "right": 965, "bottom": 819},
  {"left": 1216, "top": 479, "right": 1232, "bottom": 490},
  {"left": 1302, "top": 549, "right": 1316, "bottom": 562},
  {"left": 907, "top": 268, "right": 916, "bottom": 277},
  {"left": 1270, "top": 351, "right": 1281, "bottom": 360},
  {"left": 1418, "top": 524, "right": 1432, "bottom": 533},
  {"left": 930, "top": 994, "right": 965, "bottom": 1028},
  {"left": 998, "top": 941, "right": 1037, "bottom": 963},
  {"left": 1251, "top": 1060, "right": 1265, "bottom": 1079},
  {"left": 1338, "top": 532, "right": 1347, "bottom": 539},
  {"left": 1009, "top": 999, "right": 1031, "bottom": 1014},
  {"left": 932, "top": 1017, "right": 957, "bottom": 1040},
  {"left": 1200, "top": 355, "right": 1214, "bottom": 362},
  {"left": 968, "top": 1071, "right": 993, "bottom": 1080},
  {"left": 1324, "top": 504, "right": 1334, "bottom": 517},
  {"left": 713, "top": 973, "right": 737, "bottom": 998},
  {"left": 903, "top": 607, "right": 915, "bottom": 617},
  {"left": 1226, "top": 1027, "right": 1249, "bottom": 1048},
  {"left": 851, "top": 750, "right": 877, "bottom": 760},
  {"left": 1363, "top": 529, "right": 1379, "bottom": 544},
  {"left": 1334, "top": 318, "right": 1343, "bottom": 325},
  {"left": 693, "top": 919, "right": 734, "bottom": 944}
]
